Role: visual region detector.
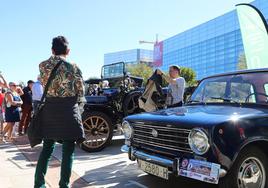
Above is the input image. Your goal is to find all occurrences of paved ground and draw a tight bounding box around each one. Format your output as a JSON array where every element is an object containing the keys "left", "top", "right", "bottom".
[{"left": 1, "top": 136, "right": 218, "bottom": 188}]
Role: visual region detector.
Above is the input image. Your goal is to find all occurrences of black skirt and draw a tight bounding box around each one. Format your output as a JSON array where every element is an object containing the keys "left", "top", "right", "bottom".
[{"left": 41, "top": 97, "right": 85, "bottom": 142}]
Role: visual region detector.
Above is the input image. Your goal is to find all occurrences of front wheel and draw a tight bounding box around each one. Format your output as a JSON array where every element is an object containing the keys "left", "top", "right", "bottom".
[
  {"left": 80, "top": 111, "right": 113, "bottom": 152},
  {"left": 219, "top": 146, "right": 267, "bottom": 188}
]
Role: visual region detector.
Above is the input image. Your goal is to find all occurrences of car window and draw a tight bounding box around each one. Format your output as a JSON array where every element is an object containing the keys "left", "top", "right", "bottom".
[
  {"left": 230, "top": 83, "right": 255, "bottom": 103},
  {"left": 190, "top": 72, "right": 268, "bottom": 105},
  {"left": 193, "top": 81, "right": 227, "bottom": 102}
]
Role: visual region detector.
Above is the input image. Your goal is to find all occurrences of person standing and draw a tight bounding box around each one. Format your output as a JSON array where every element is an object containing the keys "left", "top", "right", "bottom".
[
  {"left": 18, "top": 80, "right": 34, "bottom": 135},
  {"left": 32, "top": 76, "right": 43, "bottom": 113},
  {"left": 34, "top": 36, "right": 85, "bottom": 188},
  {"left": 0, "top": 87, "right": 5, "bottom": 134},
  {"left": 157, "top": 65, "right": 185, "bottom": 107},
  {"left": 1, "top": 82, "right": 23, "bottom": 141},
  {"left": 0, "top": 74, "right": 8, "bottom": 134}
]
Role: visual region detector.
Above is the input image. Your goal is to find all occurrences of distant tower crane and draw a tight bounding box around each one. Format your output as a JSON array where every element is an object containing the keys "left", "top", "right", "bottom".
[{"left": 139, "top": 34, "right": 159, "bottom": 45}]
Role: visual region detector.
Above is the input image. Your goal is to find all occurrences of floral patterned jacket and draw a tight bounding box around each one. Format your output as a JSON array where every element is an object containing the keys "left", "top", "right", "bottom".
[{"left": 39, "top": 56, "right": 85, "bottom": 98}]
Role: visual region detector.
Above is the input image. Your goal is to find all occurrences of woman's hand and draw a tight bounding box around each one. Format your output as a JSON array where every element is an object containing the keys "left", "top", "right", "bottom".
[{"left": 0, "top": 74, "right": 8, "bottom": 88}]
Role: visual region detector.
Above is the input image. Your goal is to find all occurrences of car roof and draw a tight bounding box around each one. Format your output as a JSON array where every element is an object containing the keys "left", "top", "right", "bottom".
[{"left": 203, "top": 68, "right": 268, "bottom": 81}]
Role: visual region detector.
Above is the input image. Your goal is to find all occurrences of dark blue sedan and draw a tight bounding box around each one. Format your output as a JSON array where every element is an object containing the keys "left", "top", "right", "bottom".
[{"left": 122, "top": 68, "right": 268, "bottom": 188}]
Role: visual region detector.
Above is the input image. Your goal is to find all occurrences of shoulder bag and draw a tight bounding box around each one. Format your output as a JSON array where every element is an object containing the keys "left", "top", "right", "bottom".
[{"left": 27, "top": 60, "right": 64, "bottom": 148}]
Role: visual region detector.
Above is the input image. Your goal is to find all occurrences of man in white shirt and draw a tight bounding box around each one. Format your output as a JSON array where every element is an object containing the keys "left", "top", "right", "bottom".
[
  {"left": 157, "top": 65, "right": 185, "bottom": 107},
  {"left": 32, "top": 75, "right": 43, "bottom": 112}
]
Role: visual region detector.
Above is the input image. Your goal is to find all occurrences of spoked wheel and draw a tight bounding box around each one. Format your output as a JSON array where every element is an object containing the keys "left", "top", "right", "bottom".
[{"left": 80, "top": 111, "right": 113, "bottom": 152}]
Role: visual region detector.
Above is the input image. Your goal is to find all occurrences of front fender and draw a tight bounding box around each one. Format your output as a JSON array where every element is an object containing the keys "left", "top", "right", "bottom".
[{"left": 211, "top": 117, "right": 268, "bottom": 170}]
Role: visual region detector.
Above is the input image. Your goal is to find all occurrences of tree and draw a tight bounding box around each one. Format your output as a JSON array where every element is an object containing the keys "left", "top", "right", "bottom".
[
  {"left": 237, "top": 53, "right": 247, "bottom": 70},
  {"left": 180, "top": 67, "right": 197, "bottom": 86},
  {"left": 127, "top": 63, "right": 153, "bottom": 82}
]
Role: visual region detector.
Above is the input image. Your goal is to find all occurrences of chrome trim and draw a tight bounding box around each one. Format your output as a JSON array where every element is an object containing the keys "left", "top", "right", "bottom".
[
  {"left": 134, "top": 133, "right": 189, "bottom": 145},
  {"left": 121, "top": 145, "right": 228, "bottom": 179},
  {"left": 219, "top": 169, "right": 227, "bottom": 178},
  {"left": 133, "top": 138, "right": 193, "bottom": 153},
  {"left": 134, "top": 148, "right": 174, "bottom": 168},
  {"left": 188, "top": 128, "right": 210, "bottom": 155},
  {"left": 122, "top": 121, "right": 133, "bottom": 139},
  {"left": 134, "top": 129, "right": 188, "bottom": 139},
  {"left": 121, "top": 145, "right": 129, "bottom": 153},
  {"left": 135, "top": 124, "right": 191, "bottom": 132},
  {"left": 132, "top": 123, "right": 192, "bottom": 154},
  {"left": 237, "top": 157, "right": 266, "bottom": 188}
]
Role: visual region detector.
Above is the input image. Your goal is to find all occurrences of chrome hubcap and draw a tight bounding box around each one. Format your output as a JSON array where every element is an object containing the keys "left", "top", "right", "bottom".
[
  {"left": 238, "top": 157, "right": 266, "bottom": 188},
  {"left": 82, "top": 116, "right": 110, "bottom": 149}
]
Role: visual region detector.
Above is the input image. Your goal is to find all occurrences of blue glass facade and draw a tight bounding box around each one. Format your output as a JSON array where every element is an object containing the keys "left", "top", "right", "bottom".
[
  {"left": 104, "top": 49, "right": 153, "bottom": 65},
  {"left": 104, "top": 49, "right": 153, "bottom": 78},
  {"left": 160, "top": 0, "right": 268, "bottom": 80}
]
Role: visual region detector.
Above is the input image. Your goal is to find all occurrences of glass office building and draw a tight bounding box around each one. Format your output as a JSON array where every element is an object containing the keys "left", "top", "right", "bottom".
[
  {"left": 158, "top": 0, "right": 268, "bottom": 80},
  {"left": 103, "top": 49, "right": 153, "bottom": 78}
]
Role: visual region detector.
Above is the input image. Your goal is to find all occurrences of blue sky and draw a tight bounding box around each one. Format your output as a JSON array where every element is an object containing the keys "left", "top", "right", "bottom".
[{"left": 0, "top": 0, "right": 251, "bottom": 83}]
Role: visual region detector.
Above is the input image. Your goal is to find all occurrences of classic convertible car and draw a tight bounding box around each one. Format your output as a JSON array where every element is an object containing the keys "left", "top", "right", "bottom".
[{"left": 122, "top": 68, "right": 268, "bottom": 188}]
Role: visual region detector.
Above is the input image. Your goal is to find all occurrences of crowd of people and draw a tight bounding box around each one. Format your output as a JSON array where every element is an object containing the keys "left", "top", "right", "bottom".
[{"left": 0, "top": 75, "right": 43, "bottom": 142}]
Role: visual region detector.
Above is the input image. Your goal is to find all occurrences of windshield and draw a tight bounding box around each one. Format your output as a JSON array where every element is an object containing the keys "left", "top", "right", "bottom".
[
  {"left": 102, "top": 62, "right": 125, "bottom": 79},
  {"left": 189, "top": 72, "right": 268, "bottom": 105}
]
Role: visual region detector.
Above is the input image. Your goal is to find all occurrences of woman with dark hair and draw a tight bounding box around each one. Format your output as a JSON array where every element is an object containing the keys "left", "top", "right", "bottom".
[{"left": 1, "top": 82, "right": 23, "bottom": 142}]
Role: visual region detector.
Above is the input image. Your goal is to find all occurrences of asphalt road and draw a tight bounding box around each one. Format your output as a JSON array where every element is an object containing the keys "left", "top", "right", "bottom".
[{"left": 52, "top": 137, "right": 218, "bottom": 188}]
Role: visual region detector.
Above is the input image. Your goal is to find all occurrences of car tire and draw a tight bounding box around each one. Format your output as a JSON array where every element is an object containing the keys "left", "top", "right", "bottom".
[
  {"left": 80, "top": 111, "right": 113, "bottom": 152},
  {"left": 219, "top": 146, "right": 267, "bottom": 188}
]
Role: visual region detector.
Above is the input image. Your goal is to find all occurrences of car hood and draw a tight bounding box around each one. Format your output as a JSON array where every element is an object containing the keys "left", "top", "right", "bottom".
[{"left": 126, "top": 105, "right": 268, "bottom": 128}]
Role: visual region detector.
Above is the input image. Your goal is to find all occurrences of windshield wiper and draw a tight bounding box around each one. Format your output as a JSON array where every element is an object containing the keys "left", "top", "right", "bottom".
[{"left": 209, "top": 97, "right": 240, "bottom": 104}]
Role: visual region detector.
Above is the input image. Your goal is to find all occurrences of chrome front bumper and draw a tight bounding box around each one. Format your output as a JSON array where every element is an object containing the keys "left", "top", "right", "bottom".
[{"left": 121, "top": 145, "right": 227, "bottom": 178}]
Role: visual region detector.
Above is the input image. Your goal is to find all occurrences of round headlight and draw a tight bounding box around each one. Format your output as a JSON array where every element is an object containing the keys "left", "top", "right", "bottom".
[
  {"left": 122, "top": 121, "right": 133, "bottom": 139},
  {"left": 188, "top": 128, "right": 210, "bottom": 155}
]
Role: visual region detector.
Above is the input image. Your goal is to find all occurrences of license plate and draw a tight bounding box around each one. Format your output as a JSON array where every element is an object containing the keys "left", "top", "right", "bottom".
[
  {"left": 178, "top": 158, "right": 220, "bottom": 184},
  {"left": 138, "top": 159, "right": 169, "bottom": 180}
]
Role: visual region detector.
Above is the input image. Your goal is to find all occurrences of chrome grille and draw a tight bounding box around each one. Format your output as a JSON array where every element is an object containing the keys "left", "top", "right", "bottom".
[{"left": 132, "top": 123, "right": 192, "bottom": 154}]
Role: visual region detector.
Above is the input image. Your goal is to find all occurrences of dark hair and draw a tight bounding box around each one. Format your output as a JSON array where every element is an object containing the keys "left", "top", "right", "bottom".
[
  {"left": 27, "top": 80, "right": 34, "bottom": 85},
  {"left": 2, "top": 88, "right": 6, "bottom": 93},
  {"left": 52, "top": 36, "right": 69, "bottom": 55},
  {"left": 170, "top": 65, "right": 181, "bottom": 74}
]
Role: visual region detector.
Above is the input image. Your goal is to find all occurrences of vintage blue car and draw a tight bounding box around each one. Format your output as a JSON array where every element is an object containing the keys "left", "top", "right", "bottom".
[{"left": 121, "top": 68, "right": 268, "bottom": 188}]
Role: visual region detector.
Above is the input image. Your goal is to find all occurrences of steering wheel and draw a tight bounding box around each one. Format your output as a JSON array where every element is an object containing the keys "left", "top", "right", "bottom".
[{"left": 245, "top": 92, "right": 268, "bottom": 103}]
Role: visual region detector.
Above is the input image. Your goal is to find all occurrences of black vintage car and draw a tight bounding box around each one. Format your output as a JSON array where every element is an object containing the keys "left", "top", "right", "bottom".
[
  {"left": 122, "top": 68, "right": 268, "bottom": 188},
  {"left": 81, "top": 62, "right": 144, "bottom": 152}
]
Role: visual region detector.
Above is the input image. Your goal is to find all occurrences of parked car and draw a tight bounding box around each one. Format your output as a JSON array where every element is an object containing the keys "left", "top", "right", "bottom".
[
  {"left": 122, "top": 68, "right": 268, "bottom": 188},
  {"left": 81, "top": 62, "right": 144, "bottom": 152}
]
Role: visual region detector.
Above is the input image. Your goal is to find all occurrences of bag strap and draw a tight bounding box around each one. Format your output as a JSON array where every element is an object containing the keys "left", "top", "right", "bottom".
[{"left": 40, "top": 60, "right": 64, "bottom": 103}]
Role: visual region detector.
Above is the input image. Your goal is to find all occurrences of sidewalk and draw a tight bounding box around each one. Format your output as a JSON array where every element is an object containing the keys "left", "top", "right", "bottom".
[
  {"left": 0, "top": 136, "right": 91, "bottom": 188},
  {"left": 0, "top": 142, "right": 35, "bottom": 188}
]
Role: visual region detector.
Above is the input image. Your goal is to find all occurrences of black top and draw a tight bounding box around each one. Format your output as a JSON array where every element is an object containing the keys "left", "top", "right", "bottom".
[{"left": 21, "top": 86, "right": 32, "bottom": 105}]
